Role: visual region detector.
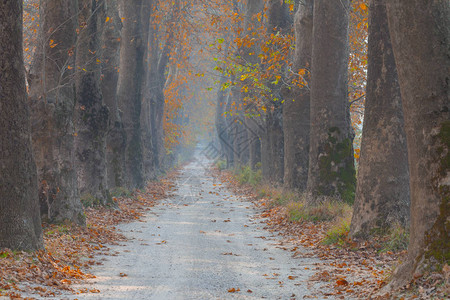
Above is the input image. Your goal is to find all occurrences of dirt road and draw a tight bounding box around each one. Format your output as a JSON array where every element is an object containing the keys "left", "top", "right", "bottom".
[{"left": 66, "top": 154, "right": 323, "bottom": 299}]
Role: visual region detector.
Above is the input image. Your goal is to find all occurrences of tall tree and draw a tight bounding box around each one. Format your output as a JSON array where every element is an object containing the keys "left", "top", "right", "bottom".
[
  {"left": 283, "top": 0, "right": 313, "bottom": 190},
  {"left": 101, "top": 0, "right": 126, "bottom": 189},
  {"left": 28, "top": 0, "right": 84, "bottom": 224},
  {"left": 243, "top": 0, "right": 264, "bottom": 170},
  {"left": 0, "top": 0, "right": 43, "bottom": 250},
  {"left": 306, "top": 0, "right": 356, "bottom": 203},
  {"left": 385, "top": 0, "right": 449, "bottom": 289},
  {"left": 260, "top": 0, "right": 290, "bottom": 184},
  {"left": 148, "top": 0, "right": 179, "bottom": 174},
  {"left": 350, "top": 0, "right": 410, "bottom": 238},
  {"left": 116, "top": 0, "right": 150, "bottom": 188},
  {"left": 75, "top": 0, "right": 110, "bottom": 205}
]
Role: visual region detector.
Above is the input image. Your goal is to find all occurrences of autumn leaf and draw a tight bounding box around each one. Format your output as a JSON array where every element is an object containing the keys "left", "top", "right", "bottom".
[{"left": 336, "top": 278, "right": 349, "bottom": 286}]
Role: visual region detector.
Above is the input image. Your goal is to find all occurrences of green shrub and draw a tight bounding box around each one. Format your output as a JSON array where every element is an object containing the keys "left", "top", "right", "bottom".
[
  {"left": 216, "top": 159, "right": 227, "bottom": 171},
  {"left": 323, "top": 216, "right": 351, "bottom": 246},
  {"left": 236, "top": 165, "right": 262, "bottom": 187}
]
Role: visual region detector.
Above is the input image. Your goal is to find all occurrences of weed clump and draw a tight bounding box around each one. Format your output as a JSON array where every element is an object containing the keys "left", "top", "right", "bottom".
[
  {"left": 287, "top": 199, "right": 352, "bottom": 224},
  {"left": 235, "top": 165, "right": 262, "bottom": 187}
]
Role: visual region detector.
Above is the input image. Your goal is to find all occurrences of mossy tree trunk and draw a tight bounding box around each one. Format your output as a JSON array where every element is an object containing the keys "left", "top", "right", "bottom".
[
  {"left": 101, "top": 0, "right": 126, "bottom": 189},
  {"left": 385, "top": 0, "right": 449, "bottom": 289},
  {"left": 283, "top": 0, "right": 313, "bottom": 190},
  {"left": 350, "top": 0, "right": 410, "bottom": 238},
  {"left": 306, "top": 0, "right": 356, "bottom": 203},
  {"left": 0, "top": 0, "right": 43, "bottom": 250},
  {"left": 75, "top": 0, "right": 110, "bottom": 205},
  {"left": 28, "top": 0, "right": 84, "bottom": 224}
]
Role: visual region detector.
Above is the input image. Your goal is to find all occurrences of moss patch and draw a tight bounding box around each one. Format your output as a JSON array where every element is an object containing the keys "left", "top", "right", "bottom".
[
  {"left": 424, "top": 120, "right": 450, "bottom": 265},
  {"left": 317, "top": 127, "right": 356, "bottom": 203}
]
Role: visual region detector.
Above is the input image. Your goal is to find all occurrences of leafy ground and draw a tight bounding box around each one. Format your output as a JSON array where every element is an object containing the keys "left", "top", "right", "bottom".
[
  {"left": 1, "top": 164, "right": 448, "bottom": 299},
  {"left": 0, "top": 172, "right": 177, "bottom": 299},
  {"left": 213, "top": 167, "right": 449, "bottom": 299}
]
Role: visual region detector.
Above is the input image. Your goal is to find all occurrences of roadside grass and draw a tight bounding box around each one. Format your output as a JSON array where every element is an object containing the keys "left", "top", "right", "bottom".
[
  {"left": 230, "top": 163, "right": 356, "bottom": 245},
  {"left": 215, "top": 163, "right": 444, "bottom": 299},
  {"left": 378, "top": 224, "right": 409, "bottom": 254},
  {"left": 229, "top": 163, "right": 407, "bottom": 251}
]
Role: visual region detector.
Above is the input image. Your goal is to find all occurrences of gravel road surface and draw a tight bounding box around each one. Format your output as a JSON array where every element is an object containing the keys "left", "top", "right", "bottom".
[{"left": 61, "top": 153, "right": 322, "bottom": 299}]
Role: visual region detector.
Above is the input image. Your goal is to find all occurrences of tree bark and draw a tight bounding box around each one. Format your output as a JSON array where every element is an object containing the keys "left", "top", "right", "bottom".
[
  {"left": 307, "top": 0, "right": 356, "bottom": 203},
  {"left": 243, "top": 0, "right": 263, "bottom": 170},
  {"left": 116, "top": 0, "right": 150, "bottom": 188},
  {"left": 283, "top": 0, "right": 313, "bottom": 190},
  {"left": 216, "top": 76, "right": 230, "bottom": 163},
  {"left": 28, "top": 0, "right": 84, "bottom": 224},
  {"left": 148, "top": 0, "right": 178, "bottom": 174},
  {"left": 350, "top": 0, "right": 410, "bottom": 238},
  {"left": 385, "top": 0, "right": 449, "bottom": 289},
  {"left": 75, "top": 0, "right": 110, "bottom": 205},
  {"left": 260, "top": 0, "right": 288, "bottom": 184},
  {"left": 101, "top": 0, "right": 126, "bottom": 189},
  {"left": 0, "top": 0, "right": 43, "bottom": 250}
]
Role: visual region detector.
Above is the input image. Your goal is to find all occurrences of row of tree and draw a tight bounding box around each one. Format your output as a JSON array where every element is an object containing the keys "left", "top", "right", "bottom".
[
  {"left": 1, "top": 0, "right": 190, "bottom": 250},
  {"left": 214, "top": 0, "right": 448, "bottom": 289},
  {"left": 0, "top": 0, "right": 448, "bottom": 292}
]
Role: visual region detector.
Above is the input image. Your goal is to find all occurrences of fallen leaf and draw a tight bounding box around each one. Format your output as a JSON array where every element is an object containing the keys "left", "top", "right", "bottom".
[{"left": 336, "top": 278, "right": 349, "bottom": 286}]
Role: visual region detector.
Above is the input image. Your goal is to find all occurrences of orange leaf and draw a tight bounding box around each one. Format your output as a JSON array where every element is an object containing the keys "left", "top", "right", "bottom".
[{"left": 336, "top": 278, "right": 349, "bottom": 286}]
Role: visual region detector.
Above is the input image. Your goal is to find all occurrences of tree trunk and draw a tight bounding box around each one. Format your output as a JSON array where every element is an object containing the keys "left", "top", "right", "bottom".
[
  {"left": 28, "top": 0, "right": 84, "bottom": 224},
  {"left": 116, "top": 0, "right": 149, "bottom": 188},
  {"left": 139, "top": 0, "right": 154, "bottom": 180},
  {"left": 246, "top": 119, "right": 261, "bottom": 170},
  {"left": 385, "top": 0, "right": 449, "bottom": 289},
  {"left": 260, "top": 0, "right": 288, "bottom": 184},
  {"left": 307, "top": 0, "right": 356, "bottom": 203},
  {"left": 216, "top": 76, "right": 231, "bottom": 163},
  {"left": 283, "top": 0, "right": 313, "bottom": 190},
  {"left": 75, "top": 0, "right": 110, "bottom": 205},
  {"left": 261, "top": 107, "right": 284, "bottom": 184},
  {"left": 350, "top": 0, "right": 410, "bottom": 238},
  {"left": 0, "top": 0, "right": 43, "bottom": 250},
  {"left": 244, "top": 0, "right": 263, "bottom": 170},
  {"left": 148, "top": 0, "right": 178, "bottom": 174},
  {"left": 101, "top": 0, "right": 126, "bottom": 189}
]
